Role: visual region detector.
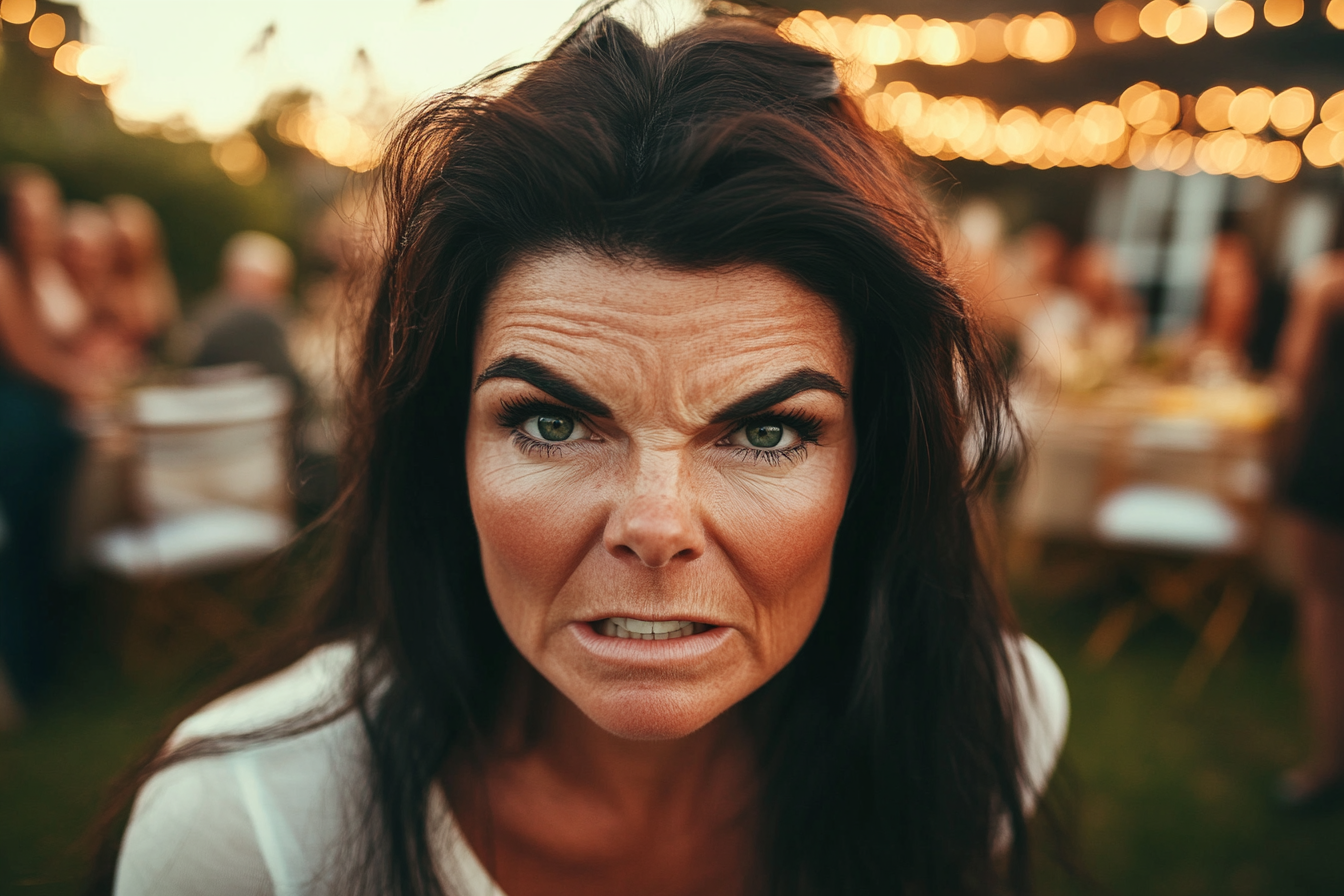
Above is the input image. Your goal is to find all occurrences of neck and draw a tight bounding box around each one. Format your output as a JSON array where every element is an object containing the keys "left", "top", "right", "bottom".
[{"left": 493, "top": 660, "right": 753, "bottom": 820}]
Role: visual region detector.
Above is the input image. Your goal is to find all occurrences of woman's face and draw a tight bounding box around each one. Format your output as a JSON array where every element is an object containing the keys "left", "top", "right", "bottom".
[{"left": 467, "top": 251, "right": 856, "bottom": 741}]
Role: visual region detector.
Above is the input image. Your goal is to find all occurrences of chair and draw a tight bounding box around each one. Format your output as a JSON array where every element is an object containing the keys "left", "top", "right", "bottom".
[
  {"left": 89, "top": 369, "right": 295, "bottom": 673},
  {"left": 1083, "top": 415, "right": 1269, "bottom": 698}
]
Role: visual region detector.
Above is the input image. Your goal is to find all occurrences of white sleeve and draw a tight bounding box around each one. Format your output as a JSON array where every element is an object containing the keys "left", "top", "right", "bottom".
[
  {"left": 1013, "top": 635, "right": 1070, "bottom": 814},
  {"left": 113, "top": 754, "right": 274, "bottom": 896}
]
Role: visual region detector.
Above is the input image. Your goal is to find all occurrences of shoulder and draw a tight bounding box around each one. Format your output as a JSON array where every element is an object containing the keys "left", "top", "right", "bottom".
[
  {"left": 170, "top": 640, "right": 358, "bottom": 745},
  {"left": 1009, "top": 635, "right": 1069, "bottom": 811},
  {"left": 116, "top": 642, "right": 368, "bottom": 895}
]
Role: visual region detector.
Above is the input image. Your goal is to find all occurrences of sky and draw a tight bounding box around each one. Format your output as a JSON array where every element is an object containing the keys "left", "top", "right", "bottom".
[{"left": 77, "top": 0, "right": 701, "bottom": 139}]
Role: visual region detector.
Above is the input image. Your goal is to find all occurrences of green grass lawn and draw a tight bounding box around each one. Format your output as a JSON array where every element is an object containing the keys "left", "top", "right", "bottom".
[
  {"left": 1024, "top": 589, "right": 1344, "bottom": 896},
  {"left": 0, "top": 661, "right": 208, "bottom": 894},
  {"left": 2, "top": 576, "right": 1342, "bottom": 895}
]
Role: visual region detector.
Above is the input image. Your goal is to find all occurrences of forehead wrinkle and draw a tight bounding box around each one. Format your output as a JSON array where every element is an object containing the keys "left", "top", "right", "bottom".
[
  {"left": 484, "top": 316, "right": 846, "bottom": 429},
  {"left": 479, "top": 254, "right": 851, "bottom": 427}
]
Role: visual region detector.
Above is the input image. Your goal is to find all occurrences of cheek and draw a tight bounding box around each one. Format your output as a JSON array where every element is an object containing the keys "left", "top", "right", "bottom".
[
  {"left": 465, "top": 430, "right": 606, "bottom": 639},
  {"left": 710, "top": 459, "right": 852, "bottom": 662}
]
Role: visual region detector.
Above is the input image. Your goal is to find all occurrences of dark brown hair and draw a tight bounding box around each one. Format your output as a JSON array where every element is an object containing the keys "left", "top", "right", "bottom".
[{"left": 93, "top": 4, "right": 1031, "bottom": 894}]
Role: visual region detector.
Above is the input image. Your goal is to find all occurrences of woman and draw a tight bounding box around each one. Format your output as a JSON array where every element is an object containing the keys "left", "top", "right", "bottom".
[
  {"left": 105, "top": 194, "right": 179, "bottom": 359},
  {"left": 0, "top": 169, "right": 93, "bottom": 709},
  {"left": 1275, "top": 227, "right": 1344, "bottom": 812},
  {"left": 102, "top": 5, "right": 1067, "bottom": 895}
]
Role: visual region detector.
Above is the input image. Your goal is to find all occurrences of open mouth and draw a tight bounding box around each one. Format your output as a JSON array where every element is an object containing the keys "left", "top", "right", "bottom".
[{"left": 591, "top": 617, "right": 715, "bottom": 640}]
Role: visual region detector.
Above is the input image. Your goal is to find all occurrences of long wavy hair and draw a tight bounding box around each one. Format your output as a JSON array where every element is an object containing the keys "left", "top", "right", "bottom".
[{"left": 92, "top": 4, "right": 1032, "bottom": 895}]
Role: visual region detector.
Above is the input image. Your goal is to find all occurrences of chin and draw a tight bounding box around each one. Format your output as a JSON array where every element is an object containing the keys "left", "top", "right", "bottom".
[{"left": 575, "top": 684, "right": 734, "bottom": 741}]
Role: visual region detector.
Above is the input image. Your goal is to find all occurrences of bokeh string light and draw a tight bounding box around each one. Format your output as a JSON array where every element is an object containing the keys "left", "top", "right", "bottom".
[
  {"left": 779, "top": 8, "right": 1079, "bottom": 85},
  {"left": 858, "top": 76, "right": 1344, "bottom": 184},
  {"left": 9, "top": 0, "right": 1343, "bottom": 181},
  {"left": 0, "top": 0, "right": 36, "bottom": 26},
  {"left": 787, "top": 0, "right": 1338, "bottom": 69},
  {"left": 1329, "top": 0, "right": 1344, "bottom": 28},
  {"left": 1097, "top": 0, "right": 1338, "bottom": 45}
]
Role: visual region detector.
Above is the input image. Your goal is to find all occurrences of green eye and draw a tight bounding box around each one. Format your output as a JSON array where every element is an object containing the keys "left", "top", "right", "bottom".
[
  {"left": 536, "top": 415, "right": 575, "bottom": 441},
  {"left": 745, "top": 423, "right": 783, "bottom": 448}
]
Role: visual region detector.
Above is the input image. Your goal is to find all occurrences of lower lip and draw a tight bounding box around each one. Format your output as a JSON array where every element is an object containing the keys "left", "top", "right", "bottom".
[{"left": 568, "top": 621, "right": 733, "bottom": 664}]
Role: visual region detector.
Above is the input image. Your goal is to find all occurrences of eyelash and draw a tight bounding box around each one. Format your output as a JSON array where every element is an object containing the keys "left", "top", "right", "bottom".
[
  {"left": 495, "top": 397, "right": 822, "bottom": 465},
  {"left": 726, "top": 412, "right": 821, "bottom": 466},
  {"left": 496, "top": 397, "right": 584, "bottom": 458}
]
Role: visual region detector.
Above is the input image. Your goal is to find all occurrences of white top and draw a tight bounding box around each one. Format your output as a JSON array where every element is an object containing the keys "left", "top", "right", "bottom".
[{"left": 114, "top": 637, "right": 1069, "bottom": 896}]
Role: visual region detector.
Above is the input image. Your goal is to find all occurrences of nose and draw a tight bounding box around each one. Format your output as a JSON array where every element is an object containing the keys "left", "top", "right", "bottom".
[{"left": 603, "top": 451, "right": 705, "bottom": 569}]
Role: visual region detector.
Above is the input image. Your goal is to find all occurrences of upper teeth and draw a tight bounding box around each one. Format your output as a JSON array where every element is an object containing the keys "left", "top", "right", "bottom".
[{"left": 599, "top": 617, "right": 705, "bottom": 640}]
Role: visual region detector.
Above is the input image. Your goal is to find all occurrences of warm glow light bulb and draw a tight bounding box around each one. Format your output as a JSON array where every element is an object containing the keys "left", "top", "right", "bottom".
[
  {"left": 1214, "top": 0, "right": 1255, "bottom": 37},
  {"left": 0, "top": 0, "right": 35, "bottom": 26},
  {"left": 1196, "top": 86, "right": 1236, "bottom": 131},
  {"left": 52, "top": 41, "right": 83, "bottom": 76},
  {"left": 828, "top": 15, "right": 857, "bottom": 57},
  {"left": 1228, "top": 87, "right": 1274, "bottom": 134},
  {"left": 1165, "top": 4, "right": 1208, "bottom": 44},
  {"left": 1119, "top": 81, "right": 1159, "bottom": 121},
  {"left": 1328, "top": 0, "right": 1344, "bottom": 29},
  {"left": 972, "top": 16, "right": 1009, "bottom": 62},
  {"left": 1260, "top": 140, "right": 1301, "bottom": 182},
  {"left": 917, "top": 18, "right": 961, "bottom": 65},
  {"left": 28, "top": 12, "right": 65, "bottom": 49},
  {"left": 858, "top": 15, "right": 905, "bottom": 66},
  {"left": 1156, "top": 130, "right": 1194, "bottom": 172},
  {"left": 1263, "top": 0, "right": 1303, "bottom": 27},
  {"left": 1003, "top": 14, "right": 1033, "bottom": 57},
  {"left": 1095, "top": 1, "right": 1143, "bottom": 43},
  {"left": 1322, "top": 91, "right": 1344, "bottom": 129},
  {"left": 1139, "top": 0, "right": 1180, "bottom": 38},
  {"left": 1233, "top": 135, "right": 1266, "bottom": 178},
  {"left": 1196, "top": 130, "right": 1249, "bottom": 175},
  {"left": 1130, "top": 88, "right": 1180, "bottom": 134},
  {"left": 1302, "top": 125, "right": 1338, "bottom": 167},
  {"left": 1269, "top": 87, "right": 1314, "bottom": 136},
  {"left": 1026, "top": 12, "right": 1076, "bottom": 63}
]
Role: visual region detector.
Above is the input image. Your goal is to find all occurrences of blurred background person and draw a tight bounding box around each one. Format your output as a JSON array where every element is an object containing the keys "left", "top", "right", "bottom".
[
  {"left": 189, "top": 230, "right": 310, "bottom": 508},
  {"left": 0, "top": 168, "right": 95, "bottom": 713},
  {"left": 106, "top": 194, "right": 179, "bottom": 365},
  {"left": 191, "top": 230, "right": 304, "bottom": 396},
  {"left": 1067, "top": 239, "right": 1144, "bottom": 371},
  {"left": 60, "top": 196, "right": 181, "bottom": 574},
  {"left": 1017, "top": 232, "right": 1144, "bottom": 394},
  {"left": 1189, "top": 228, "right": 1263, "bottom": 387},
  {"left": 61, "top": 202, "right": 116, "bottom": 317},
  {"left": 1274, "top": 229, "right": 1344, "bottom": 813},
  {"left": 62, "top": 200, "right": 141, "bottom": 404},
  {"left": 1015, "top": 222, "right": 1091, "bottom": 393}
]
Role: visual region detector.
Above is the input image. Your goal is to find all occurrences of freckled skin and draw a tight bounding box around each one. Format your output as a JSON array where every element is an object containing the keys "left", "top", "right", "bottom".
[{"left": 459, "top": 251, "right": 855, "bottom": 896}]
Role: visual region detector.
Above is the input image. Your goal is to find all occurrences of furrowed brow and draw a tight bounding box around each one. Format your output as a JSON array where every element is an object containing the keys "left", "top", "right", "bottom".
[
  {"left": 474, "top": 355, "right": 612, "bottom": 418},
  {"left": 710, "top": 369, "right": 849, "bottom": 423}
]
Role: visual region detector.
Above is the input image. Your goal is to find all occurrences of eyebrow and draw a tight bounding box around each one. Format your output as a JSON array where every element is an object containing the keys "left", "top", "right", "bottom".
[
  {"left": 475, "top": 355, "right": 613, "bottom": 418},
  {"left": 474, "top": 355, "right": 847, "bottom": 423},
  {"left": 709, "top": 369, "right": 848, "bottom": 423}
]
